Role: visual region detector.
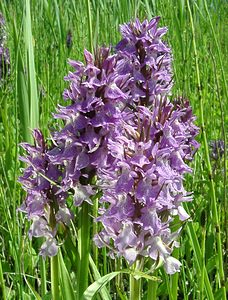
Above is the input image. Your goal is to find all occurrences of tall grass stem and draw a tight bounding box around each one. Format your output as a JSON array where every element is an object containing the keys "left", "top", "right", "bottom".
[
  {"left": 186, "top": 2, "right": 226, "bottom": 298},
  {"left": 202, "top": 0, "right": 227, "bottom": 278},
  {"left": 86, "top": 0, "right": 93, "bottom": 54},
  {"left": 25, "top": 0, "right": 39, "bottom": 130},
  {"left": 0, "top": 257, "right": 6, "bottom": 300}
]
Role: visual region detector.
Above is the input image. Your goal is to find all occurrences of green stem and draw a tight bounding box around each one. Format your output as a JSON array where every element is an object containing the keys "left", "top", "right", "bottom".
[
  {"left": 186, "top": 1, "right": 226, "bottom": 299},
  {"left": 0, "top": 256, "right": 6, "bottom": 300},
  {"left": 200, "top": 225, "right": 206, "bottom": 300},
  {"left": 147, "top": 274, "right": 157, "bottom": 300},
  {"left": 130, "top": 275, "right": 141, "bottom": 300},
  {"left": 40, "top": 257, "right": 47, "bottom": 297},
  {"left": 49, "top": 206, "right": 59, "bottom": 300},
  {"left": 170, "top": 248, "right": 179, "bottom": 300},
  {"left": 129, "top": 260, "right": 142, "bottom": 300},
  {"left": 102, "top": 247, "right": 107, "bottom": 276},
  {"left": 92, "top": 195, "right": 98, "bottom": 267},
  {"left": 51, "top": 255, "right": 59, "bottom": 300},
  {"left": 77, "top": 202, "right": 91, "bottom": 300}
]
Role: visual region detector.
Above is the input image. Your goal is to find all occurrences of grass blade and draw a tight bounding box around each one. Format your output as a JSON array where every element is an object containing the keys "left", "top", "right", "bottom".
[
  {"left": 0, "top": 256, "right": 7, "bottom": 300},
  {"left": 58, "top": 250, "right": 76, "bottom": 300},
  {"left": 89, "top": 255, "right": 111, "bottom": 300},
  {"left": 186, "top": 1, "right": 226, "bottom": 298},
  {"left": 83, "top": 269, "right": 159, "bottom": 300},
  {"left": 186, "top": 217, "right": 214, "bottom": 300},
  {"left": 83, "top": 271, "right": 122, "bottom": 300},
  {"left": 13, "top": 19, "right": 31, "bottom": 143},
  {"left": 24, "top": 0, "right": 39, "bottom": 130}
]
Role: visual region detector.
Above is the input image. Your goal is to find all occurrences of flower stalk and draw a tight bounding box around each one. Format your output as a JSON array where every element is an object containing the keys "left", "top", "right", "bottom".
[
  {"left": 40, "top": 256, "right": 47, "bottom": 297},
  {"left": 147, "top": 272, "right": 157, "bottom": 300},
  {"left": 50, "top": 205, "right": 60, "bottom": 300},
  {"left": 51, "top": 255, "right": 59, "bottom": 300},
  {"left": 130, "top": 275, "right": 141, "bottom": 300},
  {"left": 77, "top": 202, "right": 91, "bottom": 300},
  {"left": 130, "top": 260, "right": 142, "bottom": 300}
]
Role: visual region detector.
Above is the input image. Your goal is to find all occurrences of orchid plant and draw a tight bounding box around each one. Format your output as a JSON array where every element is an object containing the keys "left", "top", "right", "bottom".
[{"left": 19, "top": 17, "right": 199, "bottom": 299}]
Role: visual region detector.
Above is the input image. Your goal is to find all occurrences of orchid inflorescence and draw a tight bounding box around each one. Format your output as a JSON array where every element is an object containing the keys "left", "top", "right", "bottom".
[{"left": 19, "top": 17, "right": 199, "bottom": 274}]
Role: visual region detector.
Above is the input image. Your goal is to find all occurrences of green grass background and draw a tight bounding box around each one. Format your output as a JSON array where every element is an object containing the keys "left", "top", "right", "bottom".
[{"left": 0, "top": 0, "right": 227, "bottom": 299}]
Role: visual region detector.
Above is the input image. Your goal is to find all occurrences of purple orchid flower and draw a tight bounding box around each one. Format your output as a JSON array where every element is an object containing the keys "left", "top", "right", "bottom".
[
  {"left": 94, "top": 97, "right": 199, "bottom": 274},
  {"left": 18, "top": 129, "right": 72, "bottom": 257}
]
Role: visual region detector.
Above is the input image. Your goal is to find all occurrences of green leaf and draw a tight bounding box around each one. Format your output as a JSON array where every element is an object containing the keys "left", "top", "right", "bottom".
[
  {"left": 132, "top": 270, "right": 160, "bottom": 282},
  {"left": 42, "top": 292, "right": 52, "bottom": 300},
  {"left": 25, "top": 0, "right": 39, "bottom": 130},
  {"left": 82, "top": 271, "right": 121, "bottom": 300},
  {"left": 13, "top": 20, "right": 31, "bottom": 143},
  {"left": 58, "top": 250, "right": 76, "bottom": 300},
  {"left": 25, "top": 279, "right": 42, "bottom": 300},
  {"left": 89, "top": 255, "right": 111, "bottom": 300},
  {"left": 82, "top": 269, "right": 160, "bottom": 300}
]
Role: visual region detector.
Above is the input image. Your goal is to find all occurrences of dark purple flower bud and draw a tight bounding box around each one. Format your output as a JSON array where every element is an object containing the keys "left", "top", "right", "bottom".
[
  {"left": 0, "top": 46, "right": 10, "bottom": 80},
  {"left": 0, "top": 13, "right": 10, "bottom": 81},
  {"left": 66, "top": 30, "right": 72, "bottom": 49},
  {"left": 209, "top": 140, "right": 225, "bottom": 160}
]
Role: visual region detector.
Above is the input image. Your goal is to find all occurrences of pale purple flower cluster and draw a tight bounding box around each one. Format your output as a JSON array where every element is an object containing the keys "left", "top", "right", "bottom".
[
  {"left": 19, "top": 47, "right": 130, "bottom": 256},
  {"left": 116, "top": 17, "right": 172, "bottom": 106},
  {"left": 19, "top": 47, "right": 131, "bottom": 256},
  {"left": 47, "top": 47, "right": 130, "bottom": 203},
  {"left": 19, "top": 17, "right": 199, "bottom": 273},
  {"left": 18, "top": 130, "right": 72, "bottom": 257},
  {"left": 93, "top": 18, "right": 199, "bottom": 274},
  {"left": 94, "top": 99, "right": 199, "bottom": 274}
]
